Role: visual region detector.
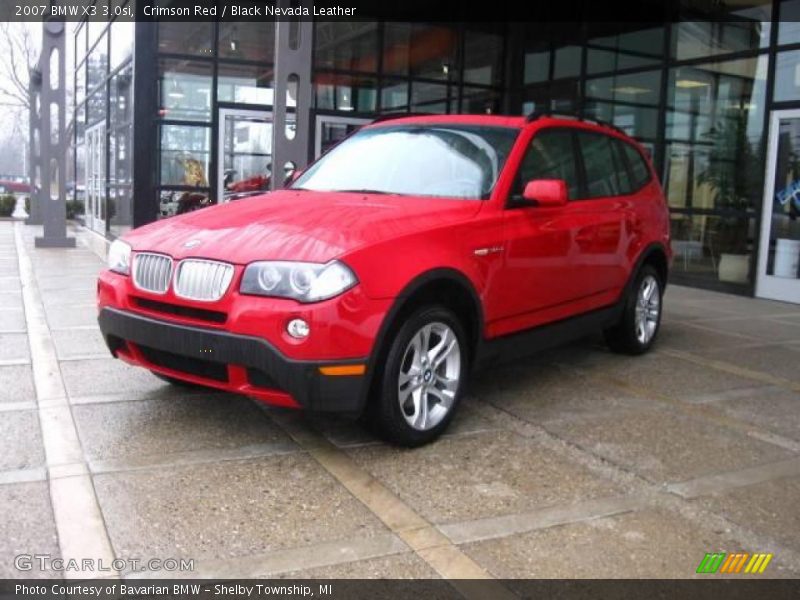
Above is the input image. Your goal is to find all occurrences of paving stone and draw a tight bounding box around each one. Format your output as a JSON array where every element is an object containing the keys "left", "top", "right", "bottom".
[
  {"left": 93, "top": 455, "right": 388, "bottom": 561},
  {"left": 698, "top": 343, "right": 800, "bottom": 384},
  {"left": 0, "top": 291, "right": 23, "bottom": 309},
  {"left": 470, "top": 363, "right": 648, "bottom": 424},
  {"left": 0, "top": 411, "right": 44, "bottom": 471},
  {"left": 73, "top": 395, "right": 294, "bottom": 463},
  {"left": 694, "top": 476, "right": 800, "bottom": 555},
  {"left": 60, "top": 358, "right": 174, "bottom": 398},
  {"left": 347, "top": 431, "right": 620, "bottom": 524},
  {"left": 0, "top": 482, "right": 60, "bottom": 578},
  {"left": 704, "top": 386, "right": 800, "bottom": 442},
  {"left": 0, "top": 365, "right": 37, "bottom": 404},
  {"left": 0, "top": 333, "right": 29, "bottom": 362},
  {"left": 311, "top": 401, "right": 497, "bottom": 448},
  {"left": 655, "top": 321, "right": 765, "bottom": 352},
  {"left": 697, "top": 317, "right": 800, "bottom": 343},
  {"left": 460, "top": 507, "right": 799, "bottom": 579},
  {"left": 575, "top": 350, "right": 759, "bottom": 400},
  {"left": 545, "top": 407, "right": 792, "bottom": 483},
  {"left": 279, "top": 552, "right": 438, "bottom": 579},
  {"left": 771, "top": 314, "right": 800, "bottom": 326},
  {"left": 52, "top": 327, "right": 109, "bottom": 359},
  {"left": 662, "top": 299, "right": 742, "bottom": 322},
  {"left": 45, "top": 305, "right": 100, "bottom": 329},
  {"left": 41, "top": 289, "right": 96, "bottom": 307},
  {"left": 36, "top": 275, "right": 100, "bottom": 292},
  {"left": 0, "top": 309, "right": 25, "bottom": 332}
]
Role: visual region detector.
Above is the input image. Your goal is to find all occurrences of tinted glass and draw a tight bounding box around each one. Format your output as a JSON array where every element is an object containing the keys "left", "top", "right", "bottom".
[
  {"left": 314, "top": 22, "right": 378, "bottom": 71},
  {"left": 159, "top": 59, "right": 212, "bottom": 122},
  {"left": 158, "top": 22, "right": 212, "bottom": 56},
  {"left": 622, "top": 142, "right": 650, "bottom": 189},
  {"left": 774, "top": 50, "right": 800, "bottom": 102},
  {"left": 294, "top": 125, "right": 519, "bottom": 200},
  {"left": 578, "top": 133, "right": 620, "bottom": 198},
  {"left": 516, "top": 129, "right": 579, "bottom": 199},
  {"left": 611, "top": 139, "right": 633, "bottom": 195},
  {"left": 218, "top": 21, "right": 275, "bottom": 63}
]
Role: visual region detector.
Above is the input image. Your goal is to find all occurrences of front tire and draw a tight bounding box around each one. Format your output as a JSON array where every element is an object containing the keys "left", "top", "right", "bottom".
[
  {"left": 604, "top": 265, "right": 663, "bottom": 355},
  {"left": 368, "top": 306, "right": 468, "bottom": 447}
]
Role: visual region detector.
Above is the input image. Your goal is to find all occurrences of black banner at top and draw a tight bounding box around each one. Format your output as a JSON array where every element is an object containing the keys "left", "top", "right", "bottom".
[{"left": 0, "top": 0, "right": 778, "bottom": 23}]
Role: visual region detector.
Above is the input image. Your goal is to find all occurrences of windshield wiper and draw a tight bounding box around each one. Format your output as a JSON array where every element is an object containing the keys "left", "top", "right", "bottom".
[{"left": 332, "top": 188, "right": 395, "bottom": 195}]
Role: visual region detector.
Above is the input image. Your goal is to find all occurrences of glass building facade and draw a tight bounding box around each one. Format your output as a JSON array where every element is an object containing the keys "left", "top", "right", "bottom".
[{"left": 70, "top": 1, "right": 800, "bottom": 302}]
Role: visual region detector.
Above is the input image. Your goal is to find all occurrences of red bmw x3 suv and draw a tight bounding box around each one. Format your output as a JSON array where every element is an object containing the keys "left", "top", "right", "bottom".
[{"left": 98, "top": 114, "right": 671, "bottom": 446}]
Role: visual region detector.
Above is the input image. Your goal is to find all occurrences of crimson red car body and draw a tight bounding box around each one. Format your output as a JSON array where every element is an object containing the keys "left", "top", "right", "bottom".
[{"left": 98, "top": 114, "right": 671, "bottom": 444}]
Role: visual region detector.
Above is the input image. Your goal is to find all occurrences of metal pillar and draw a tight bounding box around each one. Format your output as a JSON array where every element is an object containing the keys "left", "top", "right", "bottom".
[
  {"left": 271, "top": 3, "right": 314, "bottom": 190},
  {"left": 26, "top": 69, "right": 42, "bottom": 225},
  {"left": 34, "top": 19, "right": 74, "bottom": 248}
]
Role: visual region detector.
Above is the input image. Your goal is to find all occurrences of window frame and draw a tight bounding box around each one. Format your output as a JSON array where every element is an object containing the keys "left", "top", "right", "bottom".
[
  {"left": 575, "top": 130, "right": 627, "bottom": 200},
  {"left": 575, "top": 129, "right": 654, "bottom": 200},
  {"left": 509, "top": 125, "right": 655, "bottom": 208},
  {"left": 618, "top": 136, "right": 653, "bottom": 192},
  {"left": 507, "top": 126, "right": 584, "bottom": 206}
]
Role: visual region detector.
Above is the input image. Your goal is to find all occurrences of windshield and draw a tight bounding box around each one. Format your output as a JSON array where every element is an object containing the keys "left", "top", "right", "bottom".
[{"left": 293, "top": 124, "right": 519, "bottom": 200}]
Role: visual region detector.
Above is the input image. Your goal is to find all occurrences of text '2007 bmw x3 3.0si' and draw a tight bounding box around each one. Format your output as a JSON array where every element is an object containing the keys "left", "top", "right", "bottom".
[{"left": 97, "top": 113, "right": 671, "bottom": 446}]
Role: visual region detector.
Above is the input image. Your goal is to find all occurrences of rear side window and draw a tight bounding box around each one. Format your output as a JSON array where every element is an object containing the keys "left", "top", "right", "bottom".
[
  {"left": 577, "top": 132, "right": 621, "bottom": 198},
  {"left": 621, "top": 141, "right": 652, "bottom": 189},
  {"left": 611, "top": 139, "right": 634, "bottom": 195},
  {"left": 515, "top": 129, "right": 581, "bottom": 200}
]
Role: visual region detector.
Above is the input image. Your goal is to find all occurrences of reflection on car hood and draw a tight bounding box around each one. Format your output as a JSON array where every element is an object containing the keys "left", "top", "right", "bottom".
[{"left": 123, "top": 190, "right": 482, "bottom": 264}]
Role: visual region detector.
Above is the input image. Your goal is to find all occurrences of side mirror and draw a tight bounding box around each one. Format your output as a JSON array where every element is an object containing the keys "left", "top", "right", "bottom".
[{"left": 523, "top": 179, "right": 568, "bottom": 207}]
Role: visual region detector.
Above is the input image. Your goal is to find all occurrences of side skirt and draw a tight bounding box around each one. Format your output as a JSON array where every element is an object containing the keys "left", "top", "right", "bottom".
[{"left": 474, "top": 302, "right": 623, "bottom": 370}]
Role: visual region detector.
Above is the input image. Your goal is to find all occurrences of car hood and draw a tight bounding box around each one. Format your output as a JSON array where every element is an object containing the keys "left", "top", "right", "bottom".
[{"left": 124, "top": 190, "right": 482, "bottom": 264}]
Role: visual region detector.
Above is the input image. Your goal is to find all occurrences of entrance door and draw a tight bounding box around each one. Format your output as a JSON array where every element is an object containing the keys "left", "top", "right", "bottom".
[
  {"left": 756, "top": 110, "right": 800, "bottom": 303},
  {"left": 218, "top": 108, "right": 273, "bottom": 203},
  {"left": 85, "top": 123, "right": 106, "bottom": 234}
]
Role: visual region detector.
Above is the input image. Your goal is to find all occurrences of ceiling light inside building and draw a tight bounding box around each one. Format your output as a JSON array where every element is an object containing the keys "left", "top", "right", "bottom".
[
  {"left": 675, "top": 79, "right": 709, "bottom": 88},
  {"left": 611, "top": 86, "right": 651, "bottom": 95}
]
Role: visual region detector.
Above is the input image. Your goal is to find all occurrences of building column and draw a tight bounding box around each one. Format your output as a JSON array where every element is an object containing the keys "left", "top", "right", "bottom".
[
  {"left": 132, "top": 22, "right": 157, "bottom": 229},
  {"left": 34, "top": 19, "right": 74, "bottom": 248},
  {"left": 26, "top": 69, "right": 42, "bottom": 225},
  {"left": 271, "top": 3, "right": 314, "bottom": 190}
]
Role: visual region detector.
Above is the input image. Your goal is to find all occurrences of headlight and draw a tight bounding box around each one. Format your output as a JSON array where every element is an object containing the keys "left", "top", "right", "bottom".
[
  {"left": 240, "top": 260, "right": 357, "bottom": 302},
  {"left": 107, "top": 239, "right": 131, "bottom": 275}
]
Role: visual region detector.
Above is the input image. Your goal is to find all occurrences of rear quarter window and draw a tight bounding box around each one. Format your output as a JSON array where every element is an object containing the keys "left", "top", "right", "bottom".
[
  {"left": 577, "top": 132, "right": 622, "bottom": 198},
  {"left": 621, "top": 141, "right": 652, "bottom": 190}
]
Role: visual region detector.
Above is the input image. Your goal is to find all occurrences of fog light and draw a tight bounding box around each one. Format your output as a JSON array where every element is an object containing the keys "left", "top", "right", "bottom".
[{"left": 287, "top": 318, "right": 310, "bottom": 339}]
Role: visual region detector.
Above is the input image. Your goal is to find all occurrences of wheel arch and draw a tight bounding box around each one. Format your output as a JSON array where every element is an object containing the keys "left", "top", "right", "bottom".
[
  {"left": 359, "top": 268, "right": 484, "bottom": 412},
  {"left": 630, "top": 242, "right": 669, "bottom": 293}
]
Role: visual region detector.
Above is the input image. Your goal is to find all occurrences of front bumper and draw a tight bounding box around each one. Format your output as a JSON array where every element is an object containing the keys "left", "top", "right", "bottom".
[{"left": 98, "top": 307, "right": 367, "bottom": 413}]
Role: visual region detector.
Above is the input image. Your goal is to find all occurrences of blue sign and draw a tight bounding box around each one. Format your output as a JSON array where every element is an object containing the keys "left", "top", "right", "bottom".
[{"left": 775, "top": 179, "right": 800, "bottom": 212}]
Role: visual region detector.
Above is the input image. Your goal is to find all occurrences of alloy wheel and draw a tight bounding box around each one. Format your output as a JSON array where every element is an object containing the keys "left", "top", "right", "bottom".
[
  {"left": 397, "top": 322, "right": 461, "bottom": 431},
  {"left": 634, "top": 274, "right": 661, "bottom": 345}
]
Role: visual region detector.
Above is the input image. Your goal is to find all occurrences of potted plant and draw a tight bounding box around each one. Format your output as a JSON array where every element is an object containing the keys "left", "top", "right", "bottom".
[{"left": 697, "top": 110, "right": 760, "bottom": 284}]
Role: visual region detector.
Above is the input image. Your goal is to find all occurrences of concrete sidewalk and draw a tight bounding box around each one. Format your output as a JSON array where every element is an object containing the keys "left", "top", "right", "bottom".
[{"left": 1, "top": 220, "right": 799, "bottom": 582}]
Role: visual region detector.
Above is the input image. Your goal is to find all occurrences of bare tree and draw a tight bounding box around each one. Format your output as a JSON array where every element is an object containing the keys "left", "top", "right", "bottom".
[{"left": 0, "top": 22, "right": 37, "bottom": 111}]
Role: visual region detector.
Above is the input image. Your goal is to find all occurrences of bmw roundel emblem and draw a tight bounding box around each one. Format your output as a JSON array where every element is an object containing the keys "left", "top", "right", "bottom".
[{"left": 183, "top": 239, "right": 202, "bottom": 249}]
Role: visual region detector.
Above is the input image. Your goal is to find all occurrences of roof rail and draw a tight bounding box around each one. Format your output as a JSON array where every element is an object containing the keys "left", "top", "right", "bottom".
[{"left": 526, "top": 111, "right": 626, "bottom": 135}]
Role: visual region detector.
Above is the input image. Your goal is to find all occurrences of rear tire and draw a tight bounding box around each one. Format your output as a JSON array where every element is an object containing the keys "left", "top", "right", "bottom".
[
  {"left": 604, "top": 264, "right": 663, "bottom": 355},
  {"left": 367, "top": 306, "right": 468, "bottom": 447}
]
